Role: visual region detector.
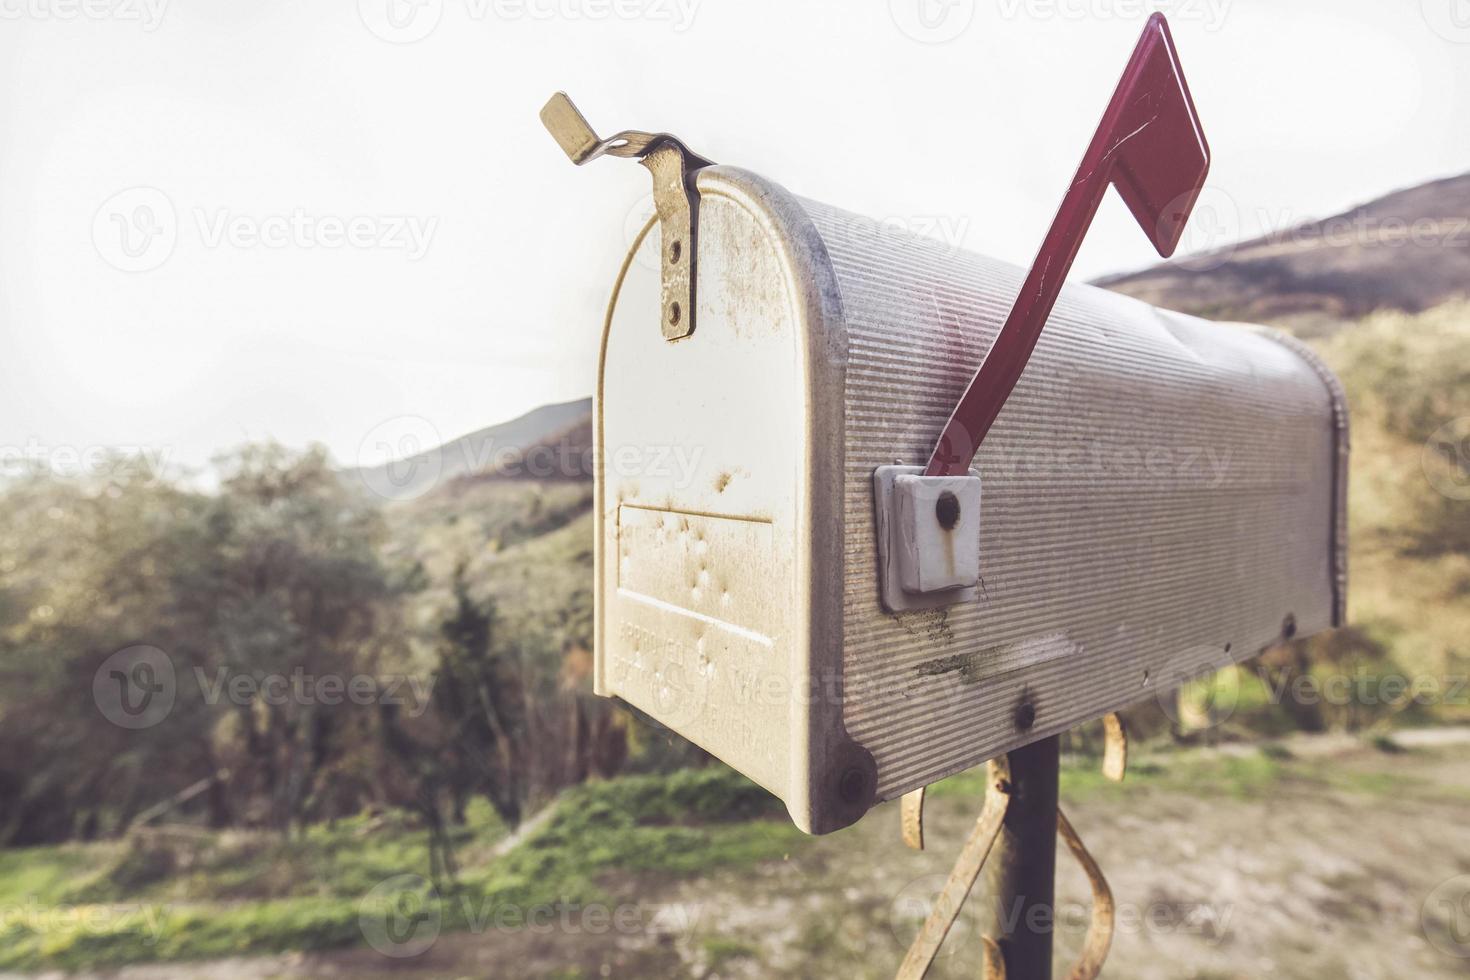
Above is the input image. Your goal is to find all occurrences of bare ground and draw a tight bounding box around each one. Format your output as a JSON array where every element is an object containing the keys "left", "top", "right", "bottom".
[{"left": 23, "top": 731, "right": 1470, "bottom": 980}]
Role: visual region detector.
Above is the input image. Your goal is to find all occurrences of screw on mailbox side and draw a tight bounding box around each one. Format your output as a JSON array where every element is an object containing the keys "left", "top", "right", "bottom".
[
  {"left": 935, "top": 490, "right": 961, "bottom": 530},
  {"left": 539, "top": 92, "right": 713, "bottom": 341}
]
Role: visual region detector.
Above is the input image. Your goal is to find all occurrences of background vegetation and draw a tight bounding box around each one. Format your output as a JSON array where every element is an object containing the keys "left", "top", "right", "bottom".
[{"left": 1, "top": 180, "right": 1467, "bottom": 974}]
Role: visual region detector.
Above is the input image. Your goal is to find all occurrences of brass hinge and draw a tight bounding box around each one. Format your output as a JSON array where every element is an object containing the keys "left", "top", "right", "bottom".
[{"left": 540, "top": 92, "right": 713, "bottom": 341}]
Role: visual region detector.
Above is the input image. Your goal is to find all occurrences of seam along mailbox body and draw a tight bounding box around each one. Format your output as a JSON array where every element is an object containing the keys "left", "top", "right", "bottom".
[{"left": 553, "top": 64, "right": 1348, "bottom": 836}]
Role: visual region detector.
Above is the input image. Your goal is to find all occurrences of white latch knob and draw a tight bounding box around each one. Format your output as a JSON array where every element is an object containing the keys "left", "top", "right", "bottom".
[{"left": 873, "top": 465, "right": 983, "bottom": 612}]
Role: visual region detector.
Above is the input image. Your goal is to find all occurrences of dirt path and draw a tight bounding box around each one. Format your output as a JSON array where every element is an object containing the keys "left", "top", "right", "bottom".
[{"left": 22, "top": 733, "right": 1470, "bottom": 980}]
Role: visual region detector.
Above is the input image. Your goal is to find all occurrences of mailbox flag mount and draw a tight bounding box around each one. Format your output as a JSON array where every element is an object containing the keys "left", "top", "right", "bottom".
[
  {"left": 926, "top": 12, "right": 1211, "bottom": 478},
  {"left": 881, "top": 12, "right": 1211, "bottom": 613}
]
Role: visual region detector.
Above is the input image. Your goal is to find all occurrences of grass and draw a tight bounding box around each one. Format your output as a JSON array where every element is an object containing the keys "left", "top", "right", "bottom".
[
  {"left": 0, "top": 766, "right": 801, "bottom": 972},
  {"left": 925, "top": 748, "right": 1284, "bottom": 803},
  {"left": 927, "top": 739, "right": 1470, "bottom": 808},
  {"left": 0, "top": 844, "right": 109, "bottom": 907},
  {"left": 7, "top": 745, "right": 1459, "bottom": 972},
  {"left": 701, "top": 936, "right": 759, "bottom": 971}
]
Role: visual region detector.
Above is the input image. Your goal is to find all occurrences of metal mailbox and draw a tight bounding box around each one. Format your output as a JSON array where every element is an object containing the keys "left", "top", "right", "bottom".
[{"left": 546, "top": 27, "right": 1347, "bottom": 835}]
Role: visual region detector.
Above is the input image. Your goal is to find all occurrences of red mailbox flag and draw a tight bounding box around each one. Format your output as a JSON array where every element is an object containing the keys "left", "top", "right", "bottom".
[{"left": 925, "top": 13, "right": 1211, "bottom": 477}]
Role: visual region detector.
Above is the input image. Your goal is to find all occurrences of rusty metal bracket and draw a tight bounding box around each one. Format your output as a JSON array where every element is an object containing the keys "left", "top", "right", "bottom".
[
  {"left": 901, "top": 786, "right": 926, "bottom": 851},
  {"left": 1102, "top": 712, "right": 1128, "bottom": 782},
  {"left": 540, "top": 92, "right": 713, "bottom": 341},
  {"left": 1058, "top": 807, "right": 1115, "bottom": 980},
  {"left": 982, "top": 936, "right": 1006, "bottom": 980},
  {"left": 897, "top": 720, "right": 1125, "bottom": 978},
  {"left": 896, "top": 757, "right": 1012, "bottom": 979}
]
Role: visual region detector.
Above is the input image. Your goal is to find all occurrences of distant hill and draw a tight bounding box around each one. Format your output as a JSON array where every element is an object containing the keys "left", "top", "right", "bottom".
[
  {"left": 346, "top": 397, "right": 592, "bottom": 502},
  {"left": 361, "top": 174, "right": 1466, "bottom": 503},
  {"left": 1100, "top": 171, "right": 1470, "bottom": 333}
]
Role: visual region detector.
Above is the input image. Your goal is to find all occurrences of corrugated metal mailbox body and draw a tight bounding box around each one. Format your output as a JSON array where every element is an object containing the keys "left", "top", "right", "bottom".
[{"left": 596, "top": 165, "right": 1347, "bottom": 834}]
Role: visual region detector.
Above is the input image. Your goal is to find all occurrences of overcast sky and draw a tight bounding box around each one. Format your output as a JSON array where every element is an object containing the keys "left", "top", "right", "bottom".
[{"left": 0, "top": 0, "right": 1466, "bottom": 476}]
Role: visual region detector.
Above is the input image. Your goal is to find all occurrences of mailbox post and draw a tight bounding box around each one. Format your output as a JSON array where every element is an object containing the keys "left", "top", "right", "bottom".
[{"left": 987, "top": 736, "right": 1060, "bottom": 978}]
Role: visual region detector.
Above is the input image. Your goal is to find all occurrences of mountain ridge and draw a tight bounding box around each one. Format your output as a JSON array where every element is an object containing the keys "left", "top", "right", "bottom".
[{"left": 1098, "top": 170, "right": 1470, "bottom": 332}]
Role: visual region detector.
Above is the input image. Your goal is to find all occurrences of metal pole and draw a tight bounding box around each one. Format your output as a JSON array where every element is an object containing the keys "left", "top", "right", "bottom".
[{"left": 985, "top": 735, "right": 1060, "bottom": 979}]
